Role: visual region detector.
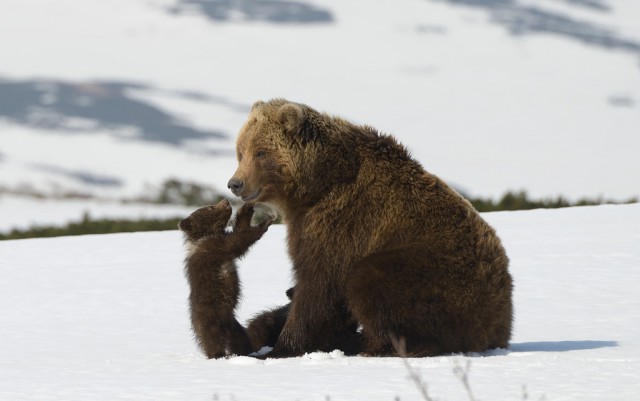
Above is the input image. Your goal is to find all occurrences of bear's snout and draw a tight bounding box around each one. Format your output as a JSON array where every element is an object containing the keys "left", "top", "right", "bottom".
[
  {"left": 227, "top": 178, "right": 244, "bottom": 196},
  {"left": 178, "top": 218, "right": 191, "bottom": 232}
]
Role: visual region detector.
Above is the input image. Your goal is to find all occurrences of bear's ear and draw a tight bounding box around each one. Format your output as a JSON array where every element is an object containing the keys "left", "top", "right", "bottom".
[
  {"left": 251, "top": 100, "right": 265, "bottom": 111},
  {"left": 277, "top": 103, "right": 304, "bottom": 135}
]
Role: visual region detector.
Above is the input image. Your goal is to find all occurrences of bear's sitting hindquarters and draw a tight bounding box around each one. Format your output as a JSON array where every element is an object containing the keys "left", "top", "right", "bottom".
[
  {"left": 228, "top": 99, "right": 513, "bottom": 357},
  {"left": 179, "top": 199, "right": 272, "bottom": 358}
]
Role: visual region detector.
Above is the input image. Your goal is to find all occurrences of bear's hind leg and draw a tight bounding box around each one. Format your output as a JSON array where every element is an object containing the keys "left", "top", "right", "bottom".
[
  {"left": 194, "top": 319, "right": 228, "bottom": 359},
  {"left": 227, "top": 318, "right": 253, "bottom": 356},
  {"left": 346, "top": 249, "right": 448, "bottom": 357},
  {"left": 246, "top": 304, "right": 291, "bottom": 352}
]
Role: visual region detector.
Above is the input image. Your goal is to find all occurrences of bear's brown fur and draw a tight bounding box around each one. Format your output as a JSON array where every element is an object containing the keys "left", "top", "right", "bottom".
[
  {"left": 245, "top": 303, "right": 291, "bottom": 352},
  {"left": 179, "top": 199, "right": 272, "bottom": 358},
  {"left": 243, "top": 287, "right": 294, "bottom": 351},
  {"left": 228, "top": 99, "right": 513, "bottom": 357}
]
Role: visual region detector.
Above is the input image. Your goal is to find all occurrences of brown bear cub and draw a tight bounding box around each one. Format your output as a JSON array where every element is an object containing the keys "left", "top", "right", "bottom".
[
  {"left": 228, "top": 99, "right": 513, "bottom": 358},
  {"left": 179, "top": 199, "right": 272, "bottom": 358}
]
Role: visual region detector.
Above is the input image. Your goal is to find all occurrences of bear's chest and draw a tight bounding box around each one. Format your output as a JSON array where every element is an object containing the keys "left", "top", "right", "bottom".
[{"left": 286, "top": 212, "right": 372, "bottom": 272}]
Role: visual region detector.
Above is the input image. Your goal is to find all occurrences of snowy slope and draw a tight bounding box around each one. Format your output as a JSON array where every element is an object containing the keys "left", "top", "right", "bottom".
[
  {"left": 1, "top": 203, "right": 639, "bottom": 400},
  {"left": 0, "top": 194, "right": 197, "bottom": 233},
  {"left": 0, "top": 0, "right": 639, "bottom": 202}
]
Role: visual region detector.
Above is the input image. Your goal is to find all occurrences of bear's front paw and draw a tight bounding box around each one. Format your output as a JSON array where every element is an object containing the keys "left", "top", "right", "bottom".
[
  {"left": 256, "top": 215, "right": 274, "bottom": 231},
  {"left": 244, "top": 215, "right": 273, "bottom": 240},
  {"left": 234, "top": 203, "right": 255, "bottom": 232}
]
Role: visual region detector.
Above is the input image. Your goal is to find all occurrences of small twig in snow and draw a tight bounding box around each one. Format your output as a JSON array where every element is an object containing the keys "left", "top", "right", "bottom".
[
  {"left": 390, "top": 334, "right": 434, "bottom": 401},
  {"left": 453, "top": 360, "right": 476, "bottom": 401}
]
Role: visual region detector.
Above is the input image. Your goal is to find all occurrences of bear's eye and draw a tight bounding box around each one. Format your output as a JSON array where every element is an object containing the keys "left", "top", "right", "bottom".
[{"left": 255, "top": 150, "right": 266, "bottom": 158}]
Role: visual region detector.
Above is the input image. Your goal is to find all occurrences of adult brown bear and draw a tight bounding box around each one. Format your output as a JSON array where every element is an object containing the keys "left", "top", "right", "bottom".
[{"left": 228, "top": 99, "right": 513, "bottom": 357}]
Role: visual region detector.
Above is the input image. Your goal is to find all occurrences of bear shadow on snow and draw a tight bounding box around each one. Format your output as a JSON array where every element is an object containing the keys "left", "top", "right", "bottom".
[{"left": 510, "top": 340, "right": 618, "bottom": 353}]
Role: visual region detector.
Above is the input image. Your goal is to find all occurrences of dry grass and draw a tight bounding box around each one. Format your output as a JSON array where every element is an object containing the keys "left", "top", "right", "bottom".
[{"left": 391, "top": 334, "right": 545, "bottom": 401}]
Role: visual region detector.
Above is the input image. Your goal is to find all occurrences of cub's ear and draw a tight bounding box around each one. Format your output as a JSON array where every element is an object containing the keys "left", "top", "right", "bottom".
[
  {"left": 251, "top": 100, "right": 265, "bottom": 111},
  {"left": 277, "top": 103, "right": 304, "bottom": 135}
]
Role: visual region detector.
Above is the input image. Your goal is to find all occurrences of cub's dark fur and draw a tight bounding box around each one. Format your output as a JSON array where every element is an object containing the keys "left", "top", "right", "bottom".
[{"left": 179, "top": 199, "right": 272, "bottom": 358}]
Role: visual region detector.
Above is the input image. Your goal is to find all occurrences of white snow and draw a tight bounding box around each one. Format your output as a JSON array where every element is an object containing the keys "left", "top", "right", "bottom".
[
  {"left": 1, "top": 203, "right": 639, "bottom": 400},
  {"left": 0, "top": 0, "right": 639, "bottom": 204},
  {"left": 0, "top": 194, "right": 195, "bottom": 233},
  {"left": 1, "top": 1, "right": 639, "bottom": 396}
]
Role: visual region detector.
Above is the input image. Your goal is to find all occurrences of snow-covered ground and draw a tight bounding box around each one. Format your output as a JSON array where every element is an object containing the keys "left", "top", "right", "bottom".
[
  {"left": 2, "top": 1, "right": 638, "bottom": 397},
  {"left": 1, "top": 203, "right": 639, "bottom": 400},
  {"left": 1, "top": 0, "right": 639, "bottom": 205},
  {"left": 0, "top": 194, "right": 195, "bottom": 233}
]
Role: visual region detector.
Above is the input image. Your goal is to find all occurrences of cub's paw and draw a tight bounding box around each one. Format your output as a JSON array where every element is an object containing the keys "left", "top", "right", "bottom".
[
  {"left": 245, "top": 214, "right": 273, "bottom": 240},
  {"left": 234, "top": 203, "right": 255, "bottom": 232},
  {"left": 234, "top": 204, "right": 274, "bottom": 234},
  {"left": 256, "top": 215, "right": 274, "bottom": 231}
]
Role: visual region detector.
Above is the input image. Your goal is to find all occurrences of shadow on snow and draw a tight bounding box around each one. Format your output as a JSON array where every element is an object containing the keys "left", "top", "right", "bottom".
[
  {"left": 510, "top": 340, "right": 618, "bottom": 353},
  {"left": 430, "top": 0, "right": 640, "bottom": 55},
  {"left": 170, "top": 0, "right": 333, "bottom": 24},
  {"left": 28, "top": 163, "right": 124, "bottom": 188},
  {"left": 0, "top": 77, "right": 247, "bottom": 152}
]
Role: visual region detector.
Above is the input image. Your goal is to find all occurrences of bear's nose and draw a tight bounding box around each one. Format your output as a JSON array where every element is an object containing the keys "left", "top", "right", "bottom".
[{"left": 227, "top": 178, "right": 244, "bottom": 195}]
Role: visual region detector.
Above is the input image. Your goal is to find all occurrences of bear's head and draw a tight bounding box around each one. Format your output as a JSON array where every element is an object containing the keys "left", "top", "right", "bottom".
[
  {"left": 227, "top": 99, "right": 360, "bottom": 213},
  {"left": 179, "top": 198, "right": 233, "bottom": 242}
]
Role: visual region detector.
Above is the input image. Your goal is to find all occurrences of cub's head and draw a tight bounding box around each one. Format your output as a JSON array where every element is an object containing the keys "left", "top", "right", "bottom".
[
  {"left": 227, "top": 99, "right": 359, "bottom": 212},
  {"left": 178, "top": 199, "right": 233, "bottom": 242}
]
